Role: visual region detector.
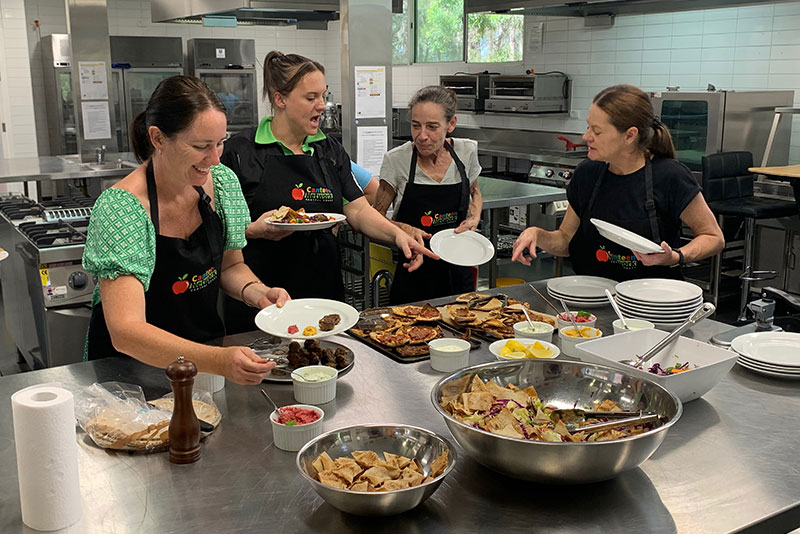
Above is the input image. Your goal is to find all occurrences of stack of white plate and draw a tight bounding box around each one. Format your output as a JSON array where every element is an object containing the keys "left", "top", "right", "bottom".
[
  {"left": 731, "top": 332, "right": 800, "bottom": 379},
  {"left": 546, "top": 276, "right": 617, "bottom": 309},
  {"left": 614, "top": 278, "right": 703, "bottom": 328}
]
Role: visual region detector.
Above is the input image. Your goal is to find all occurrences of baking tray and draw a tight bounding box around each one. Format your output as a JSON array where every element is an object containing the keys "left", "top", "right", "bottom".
[
  {"left": 346, "top": 307, "right": 481, "bottom": 364},
  {"left": 436, "top": 301, "right": 557, "bottom": 343},
  {"left": 247, "top": 335, "right": 355, "bottom": 382}
]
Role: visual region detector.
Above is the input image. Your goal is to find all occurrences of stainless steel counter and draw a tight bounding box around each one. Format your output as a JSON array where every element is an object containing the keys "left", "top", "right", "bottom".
[
  {"left": 1, "top": 282, "right": 799, "bottom": 534},
  {"left": 0, "top": 154, "right": 138, "bottom": 184},
  {"left": 478, "top": 176, "right": 566, "bottom": 287}
]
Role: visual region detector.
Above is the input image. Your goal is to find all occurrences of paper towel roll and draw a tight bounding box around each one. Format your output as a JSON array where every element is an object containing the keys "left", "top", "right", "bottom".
[{"left": 12, "top": 386, "right": 82, "bottom": 531}]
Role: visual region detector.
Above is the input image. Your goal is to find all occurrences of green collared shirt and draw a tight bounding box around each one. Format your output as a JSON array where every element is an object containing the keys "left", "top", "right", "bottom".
[{"left": 254, "top": 116, "right": 326, "bottom": 156}]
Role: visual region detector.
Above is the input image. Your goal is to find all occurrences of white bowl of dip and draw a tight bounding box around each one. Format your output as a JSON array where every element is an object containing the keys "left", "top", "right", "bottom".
[
  {"left": 292, "top": 365, "right": 338, "bottom": 405},
  {"left": 612, "top": 318, "right": 656, "bottom": 335},
  {"left": 428, "top": 338, "right": 471, "bottom": 373},
  {"left": 513, "top": 321, "right": 555, "bottom": 343}
]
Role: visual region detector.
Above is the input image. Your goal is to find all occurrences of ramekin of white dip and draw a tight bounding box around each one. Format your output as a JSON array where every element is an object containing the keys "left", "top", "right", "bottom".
[{"left": 428, "top": 338, "right": 471, "bottom": 372}]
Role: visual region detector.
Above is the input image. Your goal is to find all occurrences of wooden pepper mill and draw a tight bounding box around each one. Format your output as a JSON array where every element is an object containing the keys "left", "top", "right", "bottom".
[{"left": 166, "top": 356, "right": 201, "bottom": 464}]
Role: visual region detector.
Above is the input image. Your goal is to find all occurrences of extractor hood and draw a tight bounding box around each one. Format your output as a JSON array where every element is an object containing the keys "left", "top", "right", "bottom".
[
  {"left": 466, "top": 0, "right": 795, "bottom": 18},
  {"left": 152, "top": 0, "right": 403, "bottom": 26}
]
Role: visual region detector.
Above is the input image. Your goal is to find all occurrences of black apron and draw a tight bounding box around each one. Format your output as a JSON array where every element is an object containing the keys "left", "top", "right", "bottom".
[
  {"left": 223, "top": 143, "right": 344, "bottom": 334},
  {"left": 86, "top": 161, "right": 226, "bottom": 360},
  {"left": 568, "top": 158, "right": 679, "bottom": 282},
  {"left": 389, "top": 141, "right": 474, "bottom": 305}
]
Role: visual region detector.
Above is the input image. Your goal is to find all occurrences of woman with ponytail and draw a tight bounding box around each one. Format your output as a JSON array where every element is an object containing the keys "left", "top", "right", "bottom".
[
  {"left": 83, "top": 75, "right": 290, "bottom": 384},
  {"left": 512, "top": 84, "right": 723, "bottom": 281}
]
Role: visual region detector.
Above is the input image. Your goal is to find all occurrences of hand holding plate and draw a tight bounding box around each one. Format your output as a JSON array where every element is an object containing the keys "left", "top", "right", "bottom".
[
  {"left": 633, "top": 241, "right": 675, "bottom": 266},
  {"left": 256, "top": 286, "right": 291, "bottom": 309},
  {"left": 252, "top": 210, "right": 293, "bottom": 241}
]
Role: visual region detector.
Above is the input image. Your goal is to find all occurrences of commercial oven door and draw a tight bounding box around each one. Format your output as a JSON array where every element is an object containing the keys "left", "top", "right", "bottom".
[
  {"left": 43, "top": 306, "right": 92, "bottom": 367},
  {"left": 650, "top": 91, "right": 724, "bottom": 173}
]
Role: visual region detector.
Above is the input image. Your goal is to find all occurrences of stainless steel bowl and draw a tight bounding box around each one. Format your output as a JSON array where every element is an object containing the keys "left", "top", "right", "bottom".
[
  {"left": 296, "top": 424, "right": 457, "bottom": 516},
  {"left": 431, "top": 360, "right": 682, "bottom": 484}
]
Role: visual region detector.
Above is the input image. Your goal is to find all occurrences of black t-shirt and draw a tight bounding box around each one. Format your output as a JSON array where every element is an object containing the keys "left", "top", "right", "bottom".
[
  {"left": 220, "top": 128, "right": 363, "bottom": 210},
  {"left": 566, "top": 157, "right": 701, "bottom": 247}
]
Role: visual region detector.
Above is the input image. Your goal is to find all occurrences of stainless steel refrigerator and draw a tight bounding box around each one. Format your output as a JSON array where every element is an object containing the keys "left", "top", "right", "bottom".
[
  {"left": 110, "top": 36, "right": 184, "bottom": 152},
  {"left": 41, "top": 34, "right": 77, "bottom": 155},
  {"left": 188, "top": 38, "right": 258, "bottom": 134}
]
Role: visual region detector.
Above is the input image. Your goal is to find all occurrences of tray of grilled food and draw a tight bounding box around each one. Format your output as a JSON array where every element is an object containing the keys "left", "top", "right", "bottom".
[
  {"left": 437, "top": 292, "right": 557, "bottom": 341},
  {"left": 347, "top": 303, "right": 481, "bottom": 363}
]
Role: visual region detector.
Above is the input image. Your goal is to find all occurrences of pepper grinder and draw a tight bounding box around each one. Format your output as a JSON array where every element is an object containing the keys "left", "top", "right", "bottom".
[{"left": 166, "top": 356, "right": 201, "bottom": 464}]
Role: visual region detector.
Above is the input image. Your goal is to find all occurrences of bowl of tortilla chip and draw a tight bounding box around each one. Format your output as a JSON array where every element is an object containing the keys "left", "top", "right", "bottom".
[
  {"left": 432, "top": 360, "right": 681, "bottom": 484},
  {"left": 296, "top": 424, "right": 456, "bottom": 516}
]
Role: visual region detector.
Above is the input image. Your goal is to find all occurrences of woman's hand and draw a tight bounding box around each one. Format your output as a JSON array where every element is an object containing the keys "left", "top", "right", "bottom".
[
  {"left": 247, "top": 210, "right": 293, "bottom": 241},
  {"left": 220, "top": 346, "right": 276, "bottom": 385},
  {"left": 256, "top": 286, "right": 291, "bottom": 309},
  {"left": 454, "top": 214, "right": 479, "bottom": 234},
  {"left": 633, "top": 241, "right": 677, "bottom": 266},
  {"left": 511, "top": 227, "right": 539, "bottom": 266},
  {"left": 394, "top": 232, "right": 439, "bottom": 272},
  {"left": 400, "top": 224, "right": 431, "bottom": 247}
]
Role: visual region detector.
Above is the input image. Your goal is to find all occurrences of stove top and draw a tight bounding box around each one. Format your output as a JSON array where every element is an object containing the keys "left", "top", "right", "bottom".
[
  {"left": 0, "top": 196, "right": 94, "bottom": 224},
  {"left": 18, "top": 219, "right": 89, "bottom": 248}
]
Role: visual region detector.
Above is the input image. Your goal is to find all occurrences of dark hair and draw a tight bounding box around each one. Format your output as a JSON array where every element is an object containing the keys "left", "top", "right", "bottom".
[
  {"left": 592, "top": 84, "right": 675, "bottom": 159},
  {"left": 408, "top": 85, "right": 458, "bottom": 122},
  {"left": 130, "top": 75, "right": 225, "bottom": 162},
  {"left": 263, "top": 51, "right": 325, "bottom": 107}
]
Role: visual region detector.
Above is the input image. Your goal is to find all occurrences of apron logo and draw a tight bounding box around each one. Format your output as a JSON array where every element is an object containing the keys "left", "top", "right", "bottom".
[
  {"left": 171, "top": 267, "right": 219, "bottom": 295},
  {"left": 293, "top": 184, "right": 334, "bottom": 202},
  {"left": 595, "top": 245, "right": 639, "bottom": 270},
  {"left": 292, "top": 183, "right": 305, "bottom": 200},
  {"left": 420, "top": 210, "right": 458, "bottom": 227}
]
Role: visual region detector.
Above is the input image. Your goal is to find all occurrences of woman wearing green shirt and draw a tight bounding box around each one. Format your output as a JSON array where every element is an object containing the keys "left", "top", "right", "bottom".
[{"left": 82, "top": 75, "right": 289, "bottom": 385}]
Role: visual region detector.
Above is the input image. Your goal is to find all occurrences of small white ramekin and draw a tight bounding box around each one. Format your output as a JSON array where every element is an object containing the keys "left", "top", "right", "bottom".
[
  {"left": 555, "top": 312, "right": 597, "bottom": 331},
  {"left": 558, "top": 326, "right": 603, "bottom": 358},
  {"left": 512, "top": 321, "right": 555, "bottom": 343},
  {"left": 612, "top": 318, "right": 655, "bottom": 335},
  {"left": 429, "top": 338, "right": 471, "bottom": 372},
  {"left": 270, "top": 404, "right": 325, "bottom": 452},
  {"left": 292, "top": 365, "right": 337, "bottom": 405}
]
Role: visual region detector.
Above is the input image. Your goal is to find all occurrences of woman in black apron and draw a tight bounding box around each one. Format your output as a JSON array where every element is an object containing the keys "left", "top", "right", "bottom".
[
  {"left": 221, "top": 51, "right": 435, "bottom": 333},
  {"left": 512, "top": 84, "right": 723, "bottom": 281},
  {"left": 83, "top": 76, "right": 289, "bottom": 385},
  {"left": 374, "top": 86, "right": 484, "bottom": 304}
]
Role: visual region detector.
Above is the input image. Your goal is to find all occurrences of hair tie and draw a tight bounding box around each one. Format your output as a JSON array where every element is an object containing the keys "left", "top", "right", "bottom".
[{"left": 652, "top": 116, "right": 662, "bottom": 129}]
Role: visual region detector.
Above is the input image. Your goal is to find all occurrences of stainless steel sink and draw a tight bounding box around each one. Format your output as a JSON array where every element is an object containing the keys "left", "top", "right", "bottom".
[{"left": 79, "top": 161, "right": 138, "bottom": 172}]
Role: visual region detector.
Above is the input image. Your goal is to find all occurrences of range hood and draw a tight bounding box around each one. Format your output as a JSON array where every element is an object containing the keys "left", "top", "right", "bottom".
[
  {"left": 152, "top": 0, "right": 403, "bottom": 26},
  {"left": 466, "top": 0, "right": 794, "bottom": 18}
]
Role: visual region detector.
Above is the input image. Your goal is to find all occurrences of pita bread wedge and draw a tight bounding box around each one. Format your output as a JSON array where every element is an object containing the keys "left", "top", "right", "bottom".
[
  {"left": 391, "top": 305, "right": 423, "bottom": 318},
  {"left": 416, "top": 303, "right": 442, "bottom": 321},
  {"left": 456, "top": 292, "right": 489, "bottom": 302}
]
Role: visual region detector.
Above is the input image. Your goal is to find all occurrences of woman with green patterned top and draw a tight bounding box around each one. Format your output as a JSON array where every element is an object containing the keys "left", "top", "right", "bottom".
[{"left": 82, "top": 75, "right": 290, "bottom": 385}]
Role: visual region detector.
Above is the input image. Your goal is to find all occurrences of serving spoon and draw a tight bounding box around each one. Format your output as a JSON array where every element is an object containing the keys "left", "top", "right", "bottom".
[
  {"left": 620, "top": 302, "right": 716, "bottom": 369},
  {"left": 605, "top": 289, "right": 629, "bottom": 330},
  {"left": 558, "top": 298, "right": 585, "bottom": 338},
  {"left": 260, "top": 389, "right": 281, "bottom": 414},
  {"left": 520, "top": 306, "right": 536, "bottom": 330}
]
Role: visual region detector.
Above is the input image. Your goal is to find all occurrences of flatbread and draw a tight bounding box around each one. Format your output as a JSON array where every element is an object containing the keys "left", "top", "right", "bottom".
[
  {"left": 396, "top": 344, "right": 430, "bottom": 357},
  {"left": 369, "top": 330, "right": 410, "bottom": 347},
  {"left": 391, "top": 305, "right": 423, "bottom": 318},
  {"left": 456, "top": 292, "right": 489, "bottom": 302},
  {"left": 402, "top": 325, "right": 441, "bottom": 344}
]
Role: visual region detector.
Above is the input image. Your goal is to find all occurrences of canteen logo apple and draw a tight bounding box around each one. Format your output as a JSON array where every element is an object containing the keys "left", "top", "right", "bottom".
[
  {"left": 291, "top": 183, "right": 305, "bottom": 200},
  {"left": 172, "top": 274, "right": 190, "bottom": 295},
  {"left": 595, "top": 248, "right": 609, "bottom": 262},
  {"left": 420, "top": 211, "right": 433, "bottom": 227}
]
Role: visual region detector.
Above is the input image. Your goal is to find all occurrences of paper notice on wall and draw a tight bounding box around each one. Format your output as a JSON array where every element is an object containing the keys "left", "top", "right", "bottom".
[
  {"left": 354, "top": 66, "right": 386, "bottom": 119},
  {"left": 356, "top": 126, "right": 388, "bottom": 177},
  {"left": 526, "top": 22, "right": 544, "bottom": 56},
  {"left": 78, "top": 61, "right": 108, "bottom": 100},
  {"left": 81, "top": 101, "right": 111, "bottom": 140}
]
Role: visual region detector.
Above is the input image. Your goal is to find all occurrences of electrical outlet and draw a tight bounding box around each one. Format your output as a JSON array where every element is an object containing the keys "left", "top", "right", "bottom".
[{"left": 570, "top": 110, "right": 580, "bottom": 119}]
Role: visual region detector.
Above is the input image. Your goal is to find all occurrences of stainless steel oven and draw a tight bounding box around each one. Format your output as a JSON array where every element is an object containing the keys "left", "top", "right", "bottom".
[
  {"left": 485, "top": 74, "right": 569, "bottom": 114},
  {"left": 649, "top": 90, "right": 794, "bottom": 173},
  {"left": 440, "top": 73, "right": 491, "bottom": 111}
]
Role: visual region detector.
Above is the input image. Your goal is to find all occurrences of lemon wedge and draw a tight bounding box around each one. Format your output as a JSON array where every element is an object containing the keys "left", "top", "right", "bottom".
[
  {"left": 501, "top": 351, "right": 528, "bottom": 359},
  {"left": 500, "top": 340, "right": 528, "bottom": 356},
  {"left": 526, "top": 345, "right": 554, "bottom": 358}
]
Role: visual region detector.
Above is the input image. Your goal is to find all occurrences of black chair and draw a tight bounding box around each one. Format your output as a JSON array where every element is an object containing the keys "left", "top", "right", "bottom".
[{"left": 701, "top": 151, "right": 799, "bottom": 319}]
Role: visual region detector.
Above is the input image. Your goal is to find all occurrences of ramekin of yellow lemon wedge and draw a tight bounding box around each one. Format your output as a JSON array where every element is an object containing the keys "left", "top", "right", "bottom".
[{"left": 488, "top": 338, "right": 560, "bottom": 361}]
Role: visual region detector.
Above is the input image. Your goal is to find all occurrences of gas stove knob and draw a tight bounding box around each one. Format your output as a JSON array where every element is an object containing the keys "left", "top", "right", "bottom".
[
  {"left": 69, "top": 271, "right": 88, "bottom": 290},
  {"left": 545, "top": 169, "right": 554, "bottom": 178},
  {"left": 559, "top": 171, "right": 573, "bottom": 180}
]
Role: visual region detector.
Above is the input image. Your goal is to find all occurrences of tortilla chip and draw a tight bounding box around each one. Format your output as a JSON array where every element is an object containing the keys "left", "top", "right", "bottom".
[
  {"left": 409, "top": 459, "right": 424, "bottom": 474},
  {"left": 332, "top": 458, "right": 363, "bottom": 484},
  {"left": 318, "top": 471, "right": 349, "bottom": 489},
  {"left": 383, "top": 479, "right": 411, "bottom": 491},
  {"left": 384, "top": 452, "right": 412, "bottom": 469},
  {"left": 312, "top": 451, "right": 335, "bottom": 474},
  {"left": 460, "top": 391, "right": 494, "bottom": 413},
  {"left": 376, "top": 461, "right": 401, "bottom": 479},
  {"left": 486, "top": 407, "right": 519, "bottom": 434},
  {"left": 594, "top": 399, "right": 622, "bottom": 412},
  {"left": 429, "top": 450, "right": 449, "bottom": 478},
  {"left": 522, "top": 385, "right": 539, "bottom": 399},
  {"left": 351, "top": 450, "right": 382, "bottom": 469},
  {"left": 553, "top": 420, "right": 571, "bottom": 438},
  {"left": 469, "top": 375, "right": 488, "bottom": 393},
  {"left": 401, "top": 468, "right": 426, "bottom": 487},
  {"left": 359, "top": 466, "right": 395, "bottom": 486},
  {"left": 350, "top": 480, "right": 370, "bottom": 492},
  {"left": 490, "top": 425, "right": 524, "bottom": 439}
]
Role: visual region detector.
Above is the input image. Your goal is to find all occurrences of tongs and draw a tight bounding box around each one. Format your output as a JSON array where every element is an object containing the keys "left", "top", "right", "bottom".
[
  {"left": 253, "top": 349, "right": 289, "bottom": 369},
  {"left": 567, "top": 413, "right": 660, "bottom": 434},
  {"left": 467, "top": 293, "right": 509, "bottom": 309}
]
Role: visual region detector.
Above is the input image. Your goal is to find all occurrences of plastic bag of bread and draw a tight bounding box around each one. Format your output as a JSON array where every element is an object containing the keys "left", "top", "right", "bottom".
[{"left": 74, "top": 382, "right": 221, "bottom": 452}]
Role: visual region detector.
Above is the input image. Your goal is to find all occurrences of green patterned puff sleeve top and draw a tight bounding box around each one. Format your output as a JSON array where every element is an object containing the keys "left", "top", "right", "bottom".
[{"left": 83, "top": 164, "right": 250, "bottom": 306}]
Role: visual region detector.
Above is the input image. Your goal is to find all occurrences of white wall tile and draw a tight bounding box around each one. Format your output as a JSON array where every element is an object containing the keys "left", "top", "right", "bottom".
[
  {"left": 735, "top": 46, "right": 771, "bottom": 60},
  {"left": 701, "top": 47, "right": 735, "bottom": 61},
  {"left": 642, "top": 36, "right": 673, "bottom": 50},
  {"left": 673, "top": 21, "right": 704, "bottom": 36},
  {"left": 646, "top": 24, "right": 673, "bottom": 38},
  {"left": 702, "top": 33, "right": 737, "bottom": 47}
]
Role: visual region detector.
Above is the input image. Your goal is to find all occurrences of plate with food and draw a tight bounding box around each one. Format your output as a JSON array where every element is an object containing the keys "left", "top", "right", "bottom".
[
  {"left": 255, "top": 298, "right": 359, "bottom": 339},
  {"left": 248, "top": 336, "right": 355, "bottom": 383},
  {"left": 266, "top": 206, "right": 346, "bottom": 231}
]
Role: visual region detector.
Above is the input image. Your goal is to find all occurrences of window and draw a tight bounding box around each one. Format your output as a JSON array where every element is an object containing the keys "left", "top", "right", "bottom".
[
  {"left": 415, "top": 0, "right": 464, "bottom": 63},
  {"left": 392, "top": 0, "right": 411, "bottom": 64},
  {"left": 467, "top": 14, "right": 523, "bottom": 63}
]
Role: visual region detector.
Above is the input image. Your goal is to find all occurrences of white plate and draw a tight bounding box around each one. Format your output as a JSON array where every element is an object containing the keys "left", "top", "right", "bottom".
[
  {"left": 0, "top": 249, "right": 8, "bottom": 261},
  {"left": 254, "top": 298, "right": 359, "bottom": 340},
  {"left": 546, "top": 276, "right": 617, "bottom": 299},
  {"left": 615, "top": 278, "right": 703, "bottom": 303},
  {"left": 736, "top": 359, "right": 800, "bottom": 379},
  {"left": 430, "top": 229, "right": 494, "bottom": 267},
  {"left": 730, "top": 332, "right": 800, "bottom": 366},
  {"left": 590, "top": 218, "right": 664, "bottom": 254},
  {"left": 266, "top": 212, "right": 346, "bottom": 231},
  {"left": 546, "top": 292, "right": 610, "bottom": 309},
  {"left": 547, "top": 289, "right": 607, "bottom": 302},
  {"left": 488, "top": 338, "right": 560, "bottom": 360},
  {"left": 736, "top": 354, "right": 800, "bottom": 372},
  {"left": 615, "top": 293, "right": 702, "bottom": 311}
]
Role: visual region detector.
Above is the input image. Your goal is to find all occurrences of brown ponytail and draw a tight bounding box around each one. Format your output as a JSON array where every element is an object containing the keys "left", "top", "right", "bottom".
[
  {"left": 593, "top": 84, "right": 675, "bottom": 159},
  {"left": 130, "top": 75, "right": 226, "bottom": 163},
  {"left": 262, "top": 50, "right": 325, "bottom": 106}
]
